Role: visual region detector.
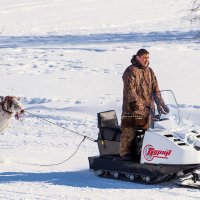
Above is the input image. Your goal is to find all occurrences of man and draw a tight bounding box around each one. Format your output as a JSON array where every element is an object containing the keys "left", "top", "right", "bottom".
[{"left": 120, "top": 49, "right": 169, "bottom": 161}]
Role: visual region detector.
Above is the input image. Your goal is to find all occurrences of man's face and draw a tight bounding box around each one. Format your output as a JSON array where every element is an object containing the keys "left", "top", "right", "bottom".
[{"left": 137, "top": 53, "right": 149, "bottom": 67}]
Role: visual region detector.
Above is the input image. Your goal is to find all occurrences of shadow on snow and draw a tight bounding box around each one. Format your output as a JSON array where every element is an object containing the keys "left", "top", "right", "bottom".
[
  {"left": 0, "top": 31, "right": 199, "bottom": 48},
  {"left": 0, "top": 170, "right": 174, "bottom": 190}
]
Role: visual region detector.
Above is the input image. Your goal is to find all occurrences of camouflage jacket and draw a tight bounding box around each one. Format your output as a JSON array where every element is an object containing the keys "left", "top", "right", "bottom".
[{"left": 122, "top": 56, "right": 165, "bottom": 122}]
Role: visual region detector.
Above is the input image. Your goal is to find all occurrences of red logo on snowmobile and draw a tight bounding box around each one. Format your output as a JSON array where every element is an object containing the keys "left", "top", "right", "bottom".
[{"left": 143, "top": 145, "right": 172, "bottom": 161}]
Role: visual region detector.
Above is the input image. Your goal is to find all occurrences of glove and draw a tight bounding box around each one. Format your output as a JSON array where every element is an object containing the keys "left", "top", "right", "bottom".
[{"left": 157, "top": 104, "right": 170, "bottom": 115}]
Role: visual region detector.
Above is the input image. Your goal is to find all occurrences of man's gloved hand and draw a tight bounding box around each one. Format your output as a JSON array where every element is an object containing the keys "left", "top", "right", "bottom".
[{"left": 157, "top": 104, "right": 170, "bottom": 115}]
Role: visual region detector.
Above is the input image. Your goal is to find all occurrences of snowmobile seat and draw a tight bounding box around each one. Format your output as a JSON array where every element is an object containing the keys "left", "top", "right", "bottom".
[
  {"left": 97, "top": 110, "right": 121, "bottom": 156},
  {"left": 97, "top": 110, "right": 146, "bottom": 157},
  {"left": 97, "top": 110, "right": 120, "bottom": 129},
  {"left": 97, "top": 110, "right": 121, "bottom": 141}
]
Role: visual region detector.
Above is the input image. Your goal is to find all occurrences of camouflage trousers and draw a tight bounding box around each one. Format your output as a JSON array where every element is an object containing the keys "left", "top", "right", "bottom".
[{"left": 119, "top": 127, "right": 137, "bottom": 156}]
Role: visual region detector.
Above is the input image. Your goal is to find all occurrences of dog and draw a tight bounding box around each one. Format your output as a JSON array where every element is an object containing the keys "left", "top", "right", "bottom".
[{"left": 0, "top": 96, "right": 24, "bottom": 133}]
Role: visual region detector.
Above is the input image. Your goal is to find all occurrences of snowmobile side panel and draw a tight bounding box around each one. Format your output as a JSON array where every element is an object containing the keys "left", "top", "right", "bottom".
[{"left": 141, "top": 130, "right": 200, "bottom": 165}]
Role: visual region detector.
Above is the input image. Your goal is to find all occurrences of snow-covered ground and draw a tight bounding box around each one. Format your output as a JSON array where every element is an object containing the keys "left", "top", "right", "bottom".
[{"left": 0, "top": 0, "right": 200, "bottom": 199}]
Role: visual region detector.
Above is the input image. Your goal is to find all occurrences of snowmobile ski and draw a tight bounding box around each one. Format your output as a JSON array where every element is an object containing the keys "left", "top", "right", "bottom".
[{"left": 176, "top": 171, "right": 200, "bottom": 189}]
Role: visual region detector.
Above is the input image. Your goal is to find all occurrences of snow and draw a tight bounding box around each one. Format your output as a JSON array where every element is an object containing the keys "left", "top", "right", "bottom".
[{"left": 0, "top": 0, "right": 200, "bottom": 199}]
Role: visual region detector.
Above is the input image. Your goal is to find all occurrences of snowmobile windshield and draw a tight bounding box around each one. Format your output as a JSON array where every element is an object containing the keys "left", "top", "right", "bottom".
[{"left": 153, "top": 90, "right": 182, "bottom": 131}]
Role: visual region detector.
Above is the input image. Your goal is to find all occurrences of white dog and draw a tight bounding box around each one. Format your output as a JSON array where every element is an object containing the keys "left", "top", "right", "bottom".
[{"left": 0, "top": 96, "right": 24, "bottom": 133}]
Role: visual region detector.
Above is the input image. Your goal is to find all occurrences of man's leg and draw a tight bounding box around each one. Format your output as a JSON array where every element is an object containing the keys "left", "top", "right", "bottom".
[{"left": 119, "top": 127, "right": 136, "bottom": 157}]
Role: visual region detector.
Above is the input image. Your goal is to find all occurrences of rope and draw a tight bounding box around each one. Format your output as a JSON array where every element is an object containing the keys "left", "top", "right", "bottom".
[
  {"left": 24, "top": 110, "right": 96, "bottom": 142},
  {"left": 14, "top": 109, "right": 96, "bottom": 167},
  {"left": 15, "top": 136, "right": 86, "bottom": 167}
]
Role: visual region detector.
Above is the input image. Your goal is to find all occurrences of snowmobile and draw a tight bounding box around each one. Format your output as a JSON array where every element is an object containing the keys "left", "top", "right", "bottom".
[{"left": 88, "top": 90, "right": 200, "bottom": 188}]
